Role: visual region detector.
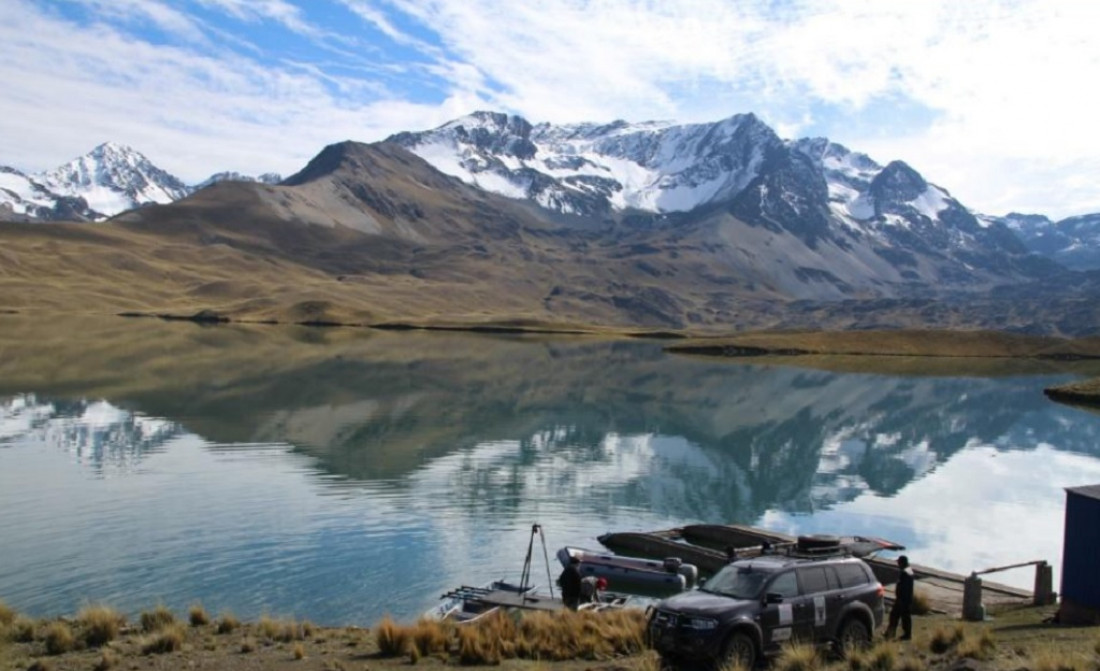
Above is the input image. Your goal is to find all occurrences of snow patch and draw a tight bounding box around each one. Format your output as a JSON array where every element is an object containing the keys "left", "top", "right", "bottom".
[{"left": 911, "top": 186, "right": 950, "bottom": 220}]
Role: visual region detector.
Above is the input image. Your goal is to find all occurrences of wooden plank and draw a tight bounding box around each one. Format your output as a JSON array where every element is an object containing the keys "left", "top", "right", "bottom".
[{"left": 476, "top": 589, "right": 564, "bottom": 612}]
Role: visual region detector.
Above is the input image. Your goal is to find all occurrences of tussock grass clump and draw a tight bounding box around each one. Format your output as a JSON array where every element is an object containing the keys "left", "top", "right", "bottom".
[
  {"left": 410, "top": 617, "right": 451, "bottom": 657},
  {"left": 94, "top": 647, "right": 120, "bottom": 671},
  {"left": 215, "top": 612, "right": 240, "bottom": 634},
  {"left": 928, "top": 623, "right": 965, "bottom": 654},
  {"left": 510, "top": 608, "right": 645, "bottom": 662},
  {"left": 11, "top": 615, "right": 37, "bottom": 642},
  {"left": 140, "top": 604, "right": 176, "bottom": 632},
  {"left": 189, "top": 603, "right": 210, "bottom": 627},
  {"left": 866, "top": 641, "right": 899, "bottom": 671},
  {"left": 77, "top": 604, "right": 126, "bottom": 647},
  {"left": 1029, "top": 642, "right": 1089, "bottom": 671},
  {"left": 845, "top": 646, "right": 870, "bottom": 671},
  {"left": 293, "top": 641, "right": 306, "bottom": 660},
  {"left": 457, "top": 619, "right": 504, "bottom": 665},
  {"left": 142, "top": 623, "right": 184, "bottom": 654},
  {"left": 910, "top": 590, "right": 931, "bottom": 616},
  {"left": 240, "top": 636, "right": 257, "bottom": 653},
  {"left": 0, "top": 599, "right": 15, "bottom": 626},
  {"left": 256, "top": 614, "right": 282, "bottom": 641},
  {"left": 375, "top": 615, "right": 412, "bottom": 657},
  {"left": 775, "top": 641, "right": 821, "bottom": 671},
  {"left": 43, "top": 620, "right": 76, "bottom": 655},
  {"left": 956, "top": 627, "right": 995, "bottom": 660}
]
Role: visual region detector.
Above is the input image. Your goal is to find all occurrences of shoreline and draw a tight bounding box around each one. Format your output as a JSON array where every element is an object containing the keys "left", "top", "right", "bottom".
[{"left": 6, "top": 310, "right": 1100, "bottom": 404}]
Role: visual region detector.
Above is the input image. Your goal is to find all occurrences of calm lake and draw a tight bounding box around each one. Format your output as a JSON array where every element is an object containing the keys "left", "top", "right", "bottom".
[{"left": 2, "top": 316, "right": 1100, "bottom": 626}]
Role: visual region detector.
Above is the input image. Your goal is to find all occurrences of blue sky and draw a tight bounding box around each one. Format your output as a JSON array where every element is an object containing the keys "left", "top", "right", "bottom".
[{"left": 2, "top": 0, "right": 1098, "bottom": 219}]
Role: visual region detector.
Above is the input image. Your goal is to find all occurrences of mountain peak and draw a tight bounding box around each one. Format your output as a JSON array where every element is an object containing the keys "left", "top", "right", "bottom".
[{"left": 869, "top": 160, "right": 928, "bottom": 203}]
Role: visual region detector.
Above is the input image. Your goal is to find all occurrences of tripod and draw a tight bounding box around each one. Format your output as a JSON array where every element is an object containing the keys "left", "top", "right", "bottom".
[{"left": 519, "top": 523, "right": 555, "bottom": 598}]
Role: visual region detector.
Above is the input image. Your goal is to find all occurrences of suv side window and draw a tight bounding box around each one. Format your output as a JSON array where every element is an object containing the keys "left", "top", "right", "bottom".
[
  {"left": 767, "top": 571, "right": 799, "bottom": 598},
  {"left": 835, "top": 563, "right": 870, "bottom": 588},
  {"left": 797, "top": 566, "right": 830, "bottom": 595}
]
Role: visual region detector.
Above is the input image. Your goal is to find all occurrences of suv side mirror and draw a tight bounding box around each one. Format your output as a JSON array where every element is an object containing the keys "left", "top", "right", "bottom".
[{"left": 765, "top": 593, "right": 784, "bottom": 604}]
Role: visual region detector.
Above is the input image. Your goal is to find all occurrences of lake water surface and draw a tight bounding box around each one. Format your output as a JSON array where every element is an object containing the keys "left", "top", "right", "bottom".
[{"left": 2, "top": 316, "right": 1100, "bottom": 626}]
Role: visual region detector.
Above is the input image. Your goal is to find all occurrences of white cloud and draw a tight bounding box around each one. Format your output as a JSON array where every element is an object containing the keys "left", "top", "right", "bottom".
[
  {"left": 0, "top": 1, "right": 473, "bottom": 181},
  {"left": 2, "top": 0, "right": 1098, "bottom": 217}
]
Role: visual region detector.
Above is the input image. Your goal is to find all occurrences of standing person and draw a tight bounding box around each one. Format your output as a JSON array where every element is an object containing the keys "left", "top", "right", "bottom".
[
  {"left": 558, "top": 555, "right": 583, "bottom": 610},
  {"left": 885, "top": 555, "right": 914, "bottom": 640}
]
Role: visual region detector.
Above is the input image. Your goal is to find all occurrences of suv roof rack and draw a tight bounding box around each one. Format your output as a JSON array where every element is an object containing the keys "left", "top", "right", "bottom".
[{"left": 781, "top": 535, "right": 852, "bottom": 560}]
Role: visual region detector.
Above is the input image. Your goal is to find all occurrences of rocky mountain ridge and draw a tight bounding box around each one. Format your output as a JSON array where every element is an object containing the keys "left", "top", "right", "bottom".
[{"left": 390, "top": 111, "right": 1100, "bottom": 272}]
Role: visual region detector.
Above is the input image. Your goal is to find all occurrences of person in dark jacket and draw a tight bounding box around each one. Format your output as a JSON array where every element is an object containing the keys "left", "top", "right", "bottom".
[
  {"left": 558, "top": 555, "right": 583, "bottom": 610},
  {"left": 885, "top": 555, "right": 914, "bottom": 640}
]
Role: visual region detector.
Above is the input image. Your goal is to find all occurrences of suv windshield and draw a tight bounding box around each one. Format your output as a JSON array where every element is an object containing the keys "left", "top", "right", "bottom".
[{"left": 700, "top": 564, "right": 774, "bottom": 599}]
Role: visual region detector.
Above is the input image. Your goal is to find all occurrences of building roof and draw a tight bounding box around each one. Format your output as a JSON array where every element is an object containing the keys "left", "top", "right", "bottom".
[{"left": 1066, "top": 484, "right": 1100, "bottom": 501}]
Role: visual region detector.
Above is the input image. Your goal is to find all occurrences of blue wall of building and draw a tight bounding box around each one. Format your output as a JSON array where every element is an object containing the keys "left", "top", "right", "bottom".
[{"left": 1062, "top": 486, "right": 1100, "bottom": 608}]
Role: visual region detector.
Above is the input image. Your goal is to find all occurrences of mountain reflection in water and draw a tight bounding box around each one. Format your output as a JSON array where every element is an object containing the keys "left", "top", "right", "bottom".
[{"left": 2, "top": 315, "right": 1100, "bottom": 625}]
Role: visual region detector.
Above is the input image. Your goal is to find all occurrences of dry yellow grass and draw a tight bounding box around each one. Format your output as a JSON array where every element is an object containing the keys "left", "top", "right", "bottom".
[
  {"left": 215, "top": 612, "right": 241, "bottom": 634},
  {"left": 43, "top": 621, "right": 75, "bottom": 655},
  {"left": 3, "top": 599, "right": 1097, "bottom": 671},
  {"left": 927, "top": 623, "right": 965, "bottom": 654},
  {"left": 141, "top": 623, "right": 185, "bottom": 654},
  {"left": 139, "top": 604, "right": 176, "bottom": 632},
  {"left": 0, "top": 600, "right": 14, "bottom": 627},
  {"left": 374, "top": 616, "right": 410, "bottom": 657},
  {"left": 188, "top": 603, "right": 210, "bottom": 627},
  {"left": 10, "top": 616, "right": 36, "bottom": 643},
  {"left": 774, "top": 641, "right": 821, "bottom": 671},
  {"left": 292, "top": 642, "right": 306, "bottom": 660},
  {"left": 1030, "top": 641, "right": 1092, "bottom": 671},
  {"left": 93, "top": 648, "right": 119, "bottom": 671},
  {"left": 410, "top": 617, "right": 451, "bottom": 657},
  {"left": 865, "top": 641, "right": 900, "bottom": 671},
  {"left": 910, "top": 590, "right": 931, "bottom": 616},
  {"left": 76, "top": 605, "right": 126, "bottom": 647},
  {"left": 955, "top": 627, "right": 995, "bottom": 660}
]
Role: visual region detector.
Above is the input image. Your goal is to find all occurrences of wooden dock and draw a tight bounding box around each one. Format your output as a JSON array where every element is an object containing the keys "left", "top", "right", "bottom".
[{"left": 598, "top": 524, "right": 1033, "bottom": 617}]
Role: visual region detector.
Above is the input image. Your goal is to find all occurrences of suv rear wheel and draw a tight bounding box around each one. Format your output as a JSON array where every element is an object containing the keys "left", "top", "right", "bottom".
[
  {"left": 720, "top": 631, "right": 757, "bottom": 669},
  {"left": 837, "top": 616, "right": 871, "bottom": 655}
]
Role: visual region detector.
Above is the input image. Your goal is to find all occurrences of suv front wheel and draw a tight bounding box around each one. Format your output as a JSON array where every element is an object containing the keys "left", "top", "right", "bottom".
[
  {"left": 836, "top": 617, "right": 871, "bottom": 655},
  {"left": 720, "top": 631, "right": 757, "bottom": 669}
]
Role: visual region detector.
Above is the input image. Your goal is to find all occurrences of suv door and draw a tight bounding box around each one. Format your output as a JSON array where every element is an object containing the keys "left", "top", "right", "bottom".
[
  {"left": 795, "top": 565, "right": 835, "bottom": 642},
  {"left": 759, "top": 570, "right": 813, "bottom": 648}
]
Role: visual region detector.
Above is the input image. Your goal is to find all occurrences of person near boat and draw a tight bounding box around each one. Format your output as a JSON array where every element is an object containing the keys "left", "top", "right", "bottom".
[
  {"left": 559, "top": 555, "right": 583, "bottom": 610},
  {"left": 884, "top": 555, "right": 914, "bottom": 640},
  {"left": 580, "top": 576, "right": 609, "bottom": 604}
]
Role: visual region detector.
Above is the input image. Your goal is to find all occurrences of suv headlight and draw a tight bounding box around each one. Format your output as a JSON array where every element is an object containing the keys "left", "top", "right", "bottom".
[{"left": 685, "top": 616, "right": 719, "bottom": 630}]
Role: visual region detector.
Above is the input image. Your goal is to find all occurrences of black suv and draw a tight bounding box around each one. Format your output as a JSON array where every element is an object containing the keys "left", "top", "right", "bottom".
[{"left": 648, "top": 548, "right": 884, "bottom": 667}]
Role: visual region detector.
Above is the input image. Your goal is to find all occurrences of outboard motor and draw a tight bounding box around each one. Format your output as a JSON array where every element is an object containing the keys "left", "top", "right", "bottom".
[{"left": 663, "top": 556, "right": 698, "bottom": 589}]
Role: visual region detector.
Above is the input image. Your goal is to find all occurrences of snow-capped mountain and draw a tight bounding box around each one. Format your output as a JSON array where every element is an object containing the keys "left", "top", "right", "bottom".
[
  {"left": 389, "top": 111, "right": 1036, "bottom": 284},
  {"left": 983, "top": 212, "right": 1100, "bottom": 271},
  {"left": 38, "top": 142, "right": 190, "bottom": 218},
  {"left": 1, "top": 143, "right": 190, "bottom": 221},
  {"left": 0, "top": 166, "right": 95, "bottom": 221},
  {"left": 195, "top": 171, "right": 283, "bottom": 190},
  {"left": 389, "top": 111, "right": 780, "bottom": 217}
]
